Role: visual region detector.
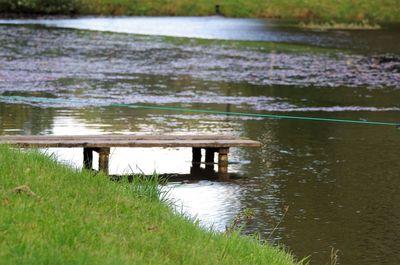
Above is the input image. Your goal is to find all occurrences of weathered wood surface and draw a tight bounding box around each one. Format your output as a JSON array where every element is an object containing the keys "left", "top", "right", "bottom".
[{"left": 0, "top": 135, "right": 261, "bottom": 148}]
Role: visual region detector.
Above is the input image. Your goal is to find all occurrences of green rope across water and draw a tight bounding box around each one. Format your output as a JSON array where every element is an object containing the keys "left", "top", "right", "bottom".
[{"left": 0, "top": 95, "right": 398, "bottom": 127}]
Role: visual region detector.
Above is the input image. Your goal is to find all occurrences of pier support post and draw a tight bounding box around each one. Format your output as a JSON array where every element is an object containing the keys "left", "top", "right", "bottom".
[
  {"left": 205, "top": 148, "right": 215, "bottom": 171},
  {"left": 205, "top": 148, "right": 216, "bottom": 172},
  {"left": 98, "top": 147, "right": 110, "bottom": 175},
  {"left": 83, "top": 148, "right": 93, "bottom": 170},
  {"left": 205, "top": 148, "right": 215, "bottom": 164},
  {"left": 192, "top": 147, "right": 202, "bottom": 165},
  {"left": 218, "top": 148, "right": 229, "bottom": 174}
]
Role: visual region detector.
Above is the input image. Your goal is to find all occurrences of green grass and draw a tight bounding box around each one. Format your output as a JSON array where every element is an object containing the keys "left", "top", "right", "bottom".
[
  {"left": 1, "top": 0, "right": 400, "bottom": 22},
  {"left": 0, "top": 146, "right": 303, "bottom": 264},
  {"left": 79, "top": 0, "right": 400, "bottom": 22}
]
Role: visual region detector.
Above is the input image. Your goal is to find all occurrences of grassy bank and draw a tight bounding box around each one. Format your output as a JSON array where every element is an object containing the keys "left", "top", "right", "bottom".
[
  {"left": 0, "top": 146, "right": 302, "bottom": 264},
  {"left": 1, "top": 0, "right": 400, "bottom": 22}
]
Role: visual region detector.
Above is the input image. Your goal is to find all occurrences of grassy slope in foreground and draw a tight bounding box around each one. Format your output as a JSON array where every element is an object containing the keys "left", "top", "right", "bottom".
[{"left": 0, "top": 146, "right": 301, "bottom": 265}]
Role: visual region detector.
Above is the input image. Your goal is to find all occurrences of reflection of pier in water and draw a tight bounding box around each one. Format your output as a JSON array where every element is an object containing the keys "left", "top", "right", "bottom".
[
  {"left": 165, "top": 163, "right": 241, "bottom": 181},
  {"left": 117, "top": 164, "right": 241, "bottom": 183}
]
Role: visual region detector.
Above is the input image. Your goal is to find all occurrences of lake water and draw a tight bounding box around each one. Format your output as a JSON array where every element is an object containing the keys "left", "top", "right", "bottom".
[{"left": 1, "top": 17, "right": 400, "bottom": 264}]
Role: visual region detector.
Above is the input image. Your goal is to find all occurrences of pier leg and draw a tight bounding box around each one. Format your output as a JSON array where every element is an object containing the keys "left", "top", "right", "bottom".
[
  {"left": 83, "top": 148, "right": 93, "bottom": 170},
  {"left": 192, "top": 147, "right": 202, "bottom": 165},
  {"left": 205, "top": 148, "right": 215, "bottom": 164},
  {"left": 218, "top": 148, "right": 229, "bottom": 175},
  {"left": 98, "top": 148, "right": 110, "bottom": 175},
  {"left": 205, "top": 148, "right": 215, "bottom": 172}
]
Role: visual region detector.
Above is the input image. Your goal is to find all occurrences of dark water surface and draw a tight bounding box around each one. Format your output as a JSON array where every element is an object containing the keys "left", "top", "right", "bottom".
[{"left": 1, "top": 21, "right": 400, "bottom": 264}]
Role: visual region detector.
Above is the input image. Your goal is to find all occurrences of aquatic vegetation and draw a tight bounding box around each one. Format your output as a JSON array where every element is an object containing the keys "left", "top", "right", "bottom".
[
  {"left": 225, "top": 208, "right": 256, "bottom": 234},
  {"left": 298, "top": 20, "right": 381, "bottom": 30},
  {"left": 0, "top": 25, "right": 399, "bottom": 96}
]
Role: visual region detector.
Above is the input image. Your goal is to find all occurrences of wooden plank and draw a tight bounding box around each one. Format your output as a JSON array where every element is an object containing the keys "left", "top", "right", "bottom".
[
  {"left": 0, "top": 135, "right": 240, "bottom": 141},
  {"left": 0, "top": 135, "right": 261, "bottom": 148},
  {"left": 218, "top": 148, "right": 229, "bottom": 174},
  {"left": 98, "top": 148, "right": 110, "bottom": 174}
]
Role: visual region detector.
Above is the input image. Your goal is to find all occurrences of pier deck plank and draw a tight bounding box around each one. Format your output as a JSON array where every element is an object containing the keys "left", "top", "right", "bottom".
[
  {"left": 0, "top": 135, "right": 261, "bottom": 148},
  {"left": 0, "top": 135, "right": 261, "bottom": 176}
]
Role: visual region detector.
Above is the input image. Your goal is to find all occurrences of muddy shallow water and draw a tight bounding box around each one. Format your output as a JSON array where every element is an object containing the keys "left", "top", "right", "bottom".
[{"left": 1, "top": 22, "right": 400, "bottom": 264}]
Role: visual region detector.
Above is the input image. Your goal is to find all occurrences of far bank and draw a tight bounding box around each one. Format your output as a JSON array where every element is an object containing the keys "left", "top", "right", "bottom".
[{"left": 0, "top": 0, "right": 399, "bottom": 23}]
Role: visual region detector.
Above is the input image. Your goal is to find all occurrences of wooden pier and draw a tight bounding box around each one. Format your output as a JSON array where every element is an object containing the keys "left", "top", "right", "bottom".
[{"left": 0, "top": 135, "right": 261, "bottom": 175}]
